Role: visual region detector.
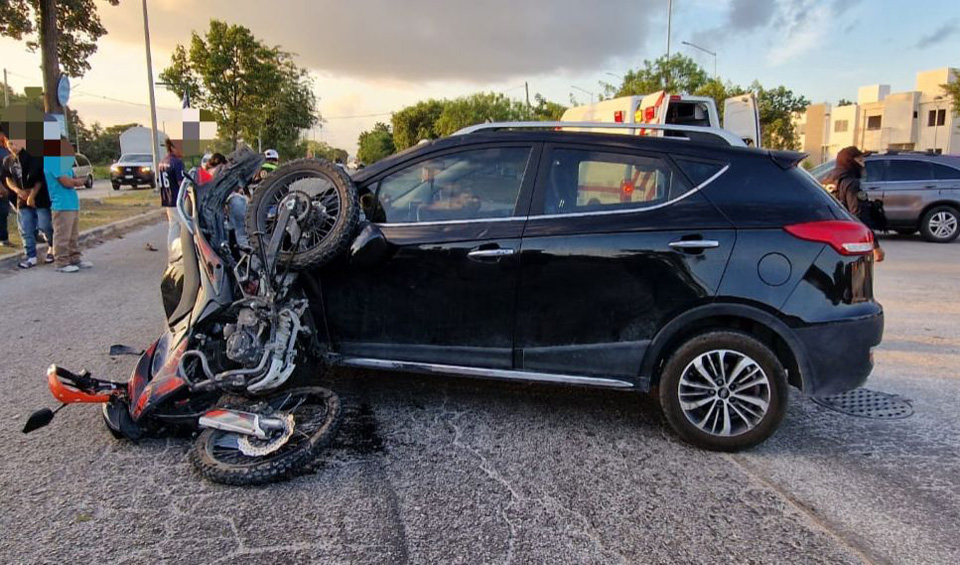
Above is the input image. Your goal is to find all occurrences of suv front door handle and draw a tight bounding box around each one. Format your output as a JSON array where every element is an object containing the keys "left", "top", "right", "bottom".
[
  {"left": 669, "top": 240, "right": 720, "bottom": 250},
  {"left": 467, "top": 247, "right": 515, "bottom": 261}
]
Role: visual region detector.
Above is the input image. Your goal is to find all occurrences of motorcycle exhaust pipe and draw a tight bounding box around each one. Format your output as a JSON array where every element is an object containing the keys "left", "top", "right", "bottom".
[{"left": 198, "top": 408, "right": 287, "bottom": 440}]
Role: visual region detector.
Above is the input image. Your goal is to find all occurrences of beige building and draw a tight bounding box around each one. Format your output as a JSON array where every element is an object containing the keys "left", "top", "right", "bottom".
[{"left": 795, "top": 67, "right": 960, "bottom": 165}]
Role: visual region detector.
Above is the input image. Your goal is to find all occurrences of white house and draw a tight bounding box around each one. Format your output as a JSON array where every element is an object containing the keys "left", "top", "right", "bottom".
[{"left": 795, "top": 67, "right": 959, "bottom": 165}]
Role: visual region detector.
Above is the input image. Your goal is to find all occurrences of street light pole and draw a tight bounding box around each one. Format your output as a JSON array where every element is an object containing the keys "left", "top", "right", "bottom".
[
  {"left": 666, "top": 0, "right": 673, "bottom": 58},
  {"left": 681, "top": 40, "right": 718, "bottom": 80},
  {"left": 141, "top": 0, "right": 161, "bottom": 179}
]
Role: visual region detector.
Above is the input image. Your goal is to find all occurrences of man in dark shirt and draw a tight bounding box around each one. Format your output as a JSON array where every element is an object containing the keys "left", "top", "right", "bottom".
[
  {"left": 158, "top": 137, "right": 185, "bottom": 257},
  {"left": 1, "top": 129, "right": 54, "bottom": 268}
]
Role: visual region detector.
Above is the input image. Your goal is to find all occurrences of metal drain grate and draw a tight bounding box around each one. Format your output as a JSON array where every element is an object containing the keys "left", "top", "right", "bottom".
[{"left": 812, "top": 388, "right": 914, "bottom": 419}]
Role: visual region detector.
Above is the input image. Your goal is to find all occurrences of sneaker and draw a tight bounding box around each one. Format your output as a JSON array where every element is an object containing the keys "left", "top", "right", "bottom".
[
  {"left": 56, "top": 264, "right": 80, "bottom": 273},
  {"left": 18, "top": 257, "right": 37, "bottom": 269},
  {"left": 44, "top": 253, "right": 55, "bottom": 264},
  {"left": 76, "top": 260, "right": 94, "bottom": 269}
]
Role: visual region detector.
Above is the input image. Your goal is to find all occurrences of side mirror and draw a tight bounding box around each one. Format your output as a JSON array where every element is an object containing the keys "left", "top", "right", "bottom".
[
  {"left": 23, "top": 408, "right": 56, "bottom": 434},
  {"left": 349, "top": 222, "right": 391, "bottom": 268}
]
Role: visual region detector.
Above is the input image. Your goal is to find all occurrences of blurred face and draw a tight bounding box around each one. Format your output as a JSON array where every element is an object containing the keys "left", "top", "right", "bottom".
[{"left": 854, "top": 156, "right": 865, "bottom": 168}]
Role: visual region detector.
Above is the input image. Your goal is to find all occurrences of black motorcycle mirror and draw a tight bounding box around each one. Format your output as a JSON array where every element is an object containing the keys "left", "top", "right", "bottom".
[
  {"left": 349, "top": 222, "right": 391, "bottom": 268},
  {"left": 23, "top": 404, "right": 66, "bottom": 434}
]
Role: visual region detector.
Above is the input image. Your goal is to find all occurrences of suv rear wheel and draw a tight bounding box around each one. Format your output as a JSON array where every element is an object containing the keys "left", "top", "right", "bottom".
[
  {"left": 920, "top": 205, "right": 959, "bottom": 243},
  {"left": 659, "top": 331, "right": 788, "bottom": 451}
]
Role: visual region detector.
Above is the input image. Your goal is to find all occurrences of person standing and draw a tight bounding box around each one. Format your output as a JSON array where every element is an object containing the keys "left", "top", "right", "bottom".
[
  {"left": 1, "top": 130, "right": 55, "bottom": 268},
  {"left": 0, "top": 142, "right": 11, "bottom": 247},
  {"left": 158, "top": 138, "right": 185, "bottom": 256},
  {"left": 44, "top": 136, "right": 88, "bottom": 273},
  {"left": 829, "top": 146, "right": 885, "bottom": 262}
]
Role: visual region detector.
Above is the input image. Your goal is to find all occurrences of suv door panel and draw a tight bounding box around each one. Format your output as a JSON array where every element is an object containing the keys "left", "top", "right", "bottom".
[
  {"left": 321, "top": 143, "right": 540, "bottom": 369},
  {"left": 516, "top": 144, "right": 735, "bottom": 380}
]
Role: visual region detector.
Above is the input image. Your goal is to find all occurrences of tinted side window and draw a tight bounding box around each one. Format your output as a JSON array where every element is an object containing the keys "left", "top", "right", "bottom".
[
  {"left": 375, "top": 146, "right": 531, "bottom": 223},
  {"left": 887, "top": 160, "right": 933, "bottom": 182},
  {"left": 542, "top": 148, "right": 690, "bottom": 215},
  {"left": 931, "top": 163, "right": 960, "bottom": 180},
  {"left": 675, "top": 158, "right": 725, "bottom": 185},
  {"left": 864, "top": 160, "right": 886, "bottom": 182}
]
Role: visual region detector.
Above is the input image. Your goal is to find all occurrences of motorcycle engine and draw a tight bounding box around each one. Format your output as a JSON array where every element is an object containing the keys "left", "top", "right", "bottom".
[{"left": 224, "top": 308, "right": 264, "bottom": 367}]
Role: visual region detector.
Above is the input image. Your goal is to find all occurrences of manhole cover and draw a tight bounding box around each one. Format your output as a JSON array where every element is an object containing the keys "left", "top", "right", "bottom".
[{"left": 812, "top": 388, "right": 914, "bottom": 419}]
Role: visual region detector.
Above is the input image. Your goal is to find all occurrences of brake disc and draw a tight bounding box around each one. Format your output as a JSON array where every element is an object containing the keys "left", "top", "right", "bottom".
[{"left": 237, "top": 413, "right": 296, "bottom": 457}]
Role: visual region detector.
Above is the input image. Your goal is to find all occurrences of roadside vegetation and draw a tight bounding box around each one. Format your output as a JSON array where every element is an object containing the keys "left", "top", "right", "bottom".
[{"left": 0, "top": 191, "right": 158, "bottom": 257}]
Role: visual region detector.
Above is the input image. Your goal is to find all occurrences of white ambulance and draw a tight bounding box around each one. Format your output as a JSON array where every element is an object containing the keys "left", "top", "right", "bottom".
[{"left": 560, "top": 90, "right": 762, "bottom": 148}]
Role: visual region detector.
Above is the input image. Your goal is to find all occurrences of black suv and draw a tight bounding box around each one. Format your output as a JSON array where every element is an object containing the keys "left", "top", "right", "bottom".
[{"left": 313, "top": 126, "right": 883, "bottom": 450}]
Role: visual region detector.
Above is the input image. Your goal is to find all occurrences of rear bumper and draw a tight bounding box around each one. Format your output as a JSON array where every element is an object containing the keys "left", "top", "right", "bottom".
[{"left": 792, "top": 310, "right": 884, "bottom": 396}]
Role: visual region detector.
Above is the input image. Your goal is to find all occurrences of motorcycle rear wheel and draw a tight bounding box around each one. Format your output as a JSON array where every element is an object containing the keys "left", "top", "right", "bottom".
[
  {"left": 189, "top": 387, "right": 341, "bottom": 486},
  {"left": 245, "top": 158, "right": 359, "bottom": 270}
]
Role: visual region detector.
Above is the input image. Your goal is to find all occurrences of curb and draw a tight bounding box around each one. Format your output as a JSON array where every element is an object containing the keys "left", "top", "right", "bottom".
[{"left": 0, "top": 208, "right": 166, "bottom": 271}]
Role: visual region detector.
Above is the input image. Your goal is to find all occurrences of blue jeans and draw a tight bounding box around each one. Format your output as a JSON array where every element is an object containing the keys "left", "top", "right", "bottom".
[
  {"left": 226, "top": 193, "right": 250, "bottom": 248},
  {"left": 18, "top": 206, "right": 54, "bottom": 259}
]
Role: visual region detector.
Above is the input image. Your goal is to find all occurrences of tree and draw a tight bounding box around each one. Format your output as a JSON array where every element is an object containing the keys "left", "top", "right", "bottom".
[
  {"left": 2, "top": 0, "right": 119, "bottom": 112},
  {"left": 357, "top": 122, "right": 396, "bottom": 164},
  {"left": 943, "top": 82, "right": 960, "bottom": 117},
  {"left": 306, "top": 140, "right": 348, "bottom": 163},
  {"left": 159, "top": 20, "right": 318, "bottom": 152},
  {"left": 391, "top": 92, "right": 567, "bottom": 150},
  {"left": 837, "top": 98, "right": 854, "bottom": 107},
  {"left": 605, "top": 54, "right": 710, "bottom": 98},
  {"left": 750, "top": 82, "right": 809, "bottom": 150},
  {"left": 391, "top": 99, "right": 445, "bottom": 150},
  {"left": 526, "top": 94, "right": 567, "bottom": 121},
  {"left": 434, "top": 92, "right": 529, "bottom": 136}
]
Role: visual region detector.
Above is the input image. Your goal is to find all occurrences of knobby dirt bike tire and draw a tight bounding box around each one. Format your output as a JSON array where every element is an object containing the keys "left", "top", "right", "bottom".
[
  {"left": 188, "top": 387, "right": 342, "bottom": 486},
  {"left": 245, "top": 158, "right": 360, "bottom": 270}
]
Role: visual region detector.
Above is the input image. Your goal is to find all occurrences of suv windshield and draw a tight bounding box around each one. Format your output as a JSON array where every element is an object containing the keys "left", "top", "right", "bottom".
[{"left": 119, "top": 154, "right": 153, "bottom": 164}]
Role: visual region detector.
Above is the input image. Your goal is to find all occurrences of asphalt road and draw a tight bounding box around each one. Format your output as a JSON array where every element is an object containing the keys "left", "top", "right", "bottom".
[{"left": 0, "top": 225, "right": 957, "bottom": 564}]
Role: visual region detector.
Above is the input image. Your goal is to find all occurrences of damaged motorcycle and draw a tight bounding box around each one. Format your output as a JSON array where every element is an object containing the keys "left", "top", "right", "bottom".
[{"left": 24, "top": 149, "right": 360, "bottom": 485}]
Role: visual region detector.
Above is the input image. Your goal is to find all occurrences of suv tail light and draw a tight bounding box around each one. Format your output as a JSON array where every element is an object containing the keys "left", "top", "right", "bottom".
[{"left": 784, "top": 220, "right": 874, "bottom": 255}]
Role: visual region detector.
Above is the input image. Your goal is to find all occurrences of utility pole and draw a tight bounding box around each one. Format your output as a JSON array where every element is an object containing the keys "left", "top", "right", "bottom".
[
  {"left": 3, "top": 69, "right": 9, "bottom": 107},
  {"left": 525, "top": 82, "right": 531, "bottom": 108},
  {"left": 39, "top": 0, "right": 63, "bottom": 114},
  {"left": 141, "top": 0, "right": 161, "bottom": 178},
  {"left": 666, "top": 0, "right": 673, "bottom": 58}
]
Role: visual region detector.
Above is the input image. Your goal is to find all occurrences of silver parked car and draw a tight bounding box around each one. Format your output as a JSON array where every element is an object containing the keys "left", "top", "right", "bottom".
[
  {"left": 813, "top": 152, "right": 960, "bottom": 243},
  {"left": 72, "top": 152, "right": 95, "bottom": 189}
]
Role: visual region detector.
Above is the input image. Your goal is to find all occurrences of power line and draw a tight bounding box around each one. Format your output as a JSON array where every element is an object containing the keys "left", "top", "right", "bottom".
[{"left": 74, "top": 90, "right": 180, "bottom": 111}]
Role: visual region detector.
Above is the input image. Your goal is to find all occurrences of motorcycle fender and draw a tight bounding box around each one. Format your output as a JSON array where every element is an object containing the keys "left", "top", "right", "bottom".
[{"left": 128, "top": 333, "right": 190, "bottom": 422}]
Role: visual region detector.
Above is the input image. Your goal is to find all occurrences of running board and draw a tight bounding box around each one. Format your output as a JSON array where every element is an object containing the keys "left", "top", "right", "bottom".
[{"left": 337, "top": 357, "right": 636, "bottom": 389}]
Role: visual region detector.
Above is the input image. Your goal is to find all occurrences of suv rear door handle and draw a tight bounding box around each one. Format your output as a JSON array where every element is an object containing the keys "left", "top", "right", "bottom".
[
  {"left": 468, "top": 247, "right": 515, "bottom": 260},
  {"left": 669, "top": 240, "right": 720, "bottom": 250}
]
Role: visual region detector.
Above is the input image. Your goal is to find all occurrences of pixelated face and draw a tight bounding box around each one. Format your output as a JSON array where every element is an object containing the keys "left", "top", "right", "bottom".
[{"left": 175, "top": 108, "right": 218, "bottom": 157}]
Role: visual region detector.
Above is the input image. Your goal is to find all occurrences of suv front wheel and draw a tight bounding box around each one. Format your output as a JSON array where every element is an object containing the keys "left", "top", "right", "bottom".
[
  {"left": 659, "top": 331, "right": 789, "bottom": 451},
  {"left": 920, "top": 205, "right": 960, "bottom": 243}
]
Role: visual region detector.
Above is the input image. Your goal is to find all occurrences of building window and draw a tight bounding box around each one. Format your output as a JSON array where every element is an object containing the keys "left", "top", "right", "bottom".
[
  {"left": 929, "top": 109, "right": 947, "bottom": 127},
  {"left": 866, "top": 115, "right": 882, "bottom": 130},
  {"left": 834, "top": 119, "right": 849, "bottom": 133}
]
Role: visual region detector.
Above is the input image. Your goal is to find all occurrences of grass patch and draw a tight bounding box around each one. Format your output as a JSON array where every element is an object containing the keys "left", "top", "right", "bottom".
[
  {"left": 1, "top": 191, "right": 160, "bottom": 257},
  {"left": 92, "top": 164, "right": 113, "bottom": 180}
]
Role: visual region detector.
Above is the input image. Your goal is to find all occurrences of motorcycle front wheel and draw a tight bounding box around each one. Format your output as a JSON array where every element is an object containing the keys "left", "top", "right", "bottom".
[{"left": 189, "top": 387, "right": 341, "bottom": 486}]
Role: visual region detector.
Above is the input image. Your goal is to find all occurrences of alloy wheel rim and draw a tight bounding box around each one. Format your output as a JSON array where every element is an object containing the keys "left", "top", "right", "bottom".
[
  {"left": 678, "top": 349, "right": 771, "bottom": 437},
  {"left": 929, "top": 212, "right": 958, "bottom": 239}
]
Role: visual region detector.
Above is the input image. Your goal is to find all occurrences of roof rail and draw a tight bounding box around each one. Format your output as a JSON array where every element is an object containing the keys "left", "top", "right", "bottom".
[{"left": 451, "top": 121, "right": 747, "bottom": 147}]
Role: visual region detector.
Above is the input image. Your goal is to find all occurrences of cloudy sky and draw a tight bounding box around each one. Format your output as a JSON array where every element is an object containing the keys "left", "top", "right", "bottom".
[{"left": 2, "top": 0, "right": 959, "bottom": 155}]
